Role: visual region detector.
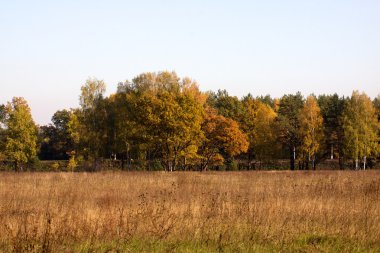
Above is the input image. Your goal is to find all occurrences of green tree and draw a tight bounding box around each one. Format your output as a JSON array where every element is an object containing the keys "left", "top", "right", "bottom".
[
  {"left": 374, "top": 94, "right": 380, "bottom": 121},
  {"left": 207, "top": 89, "right": 246, "bottom": 124},
  {"left": 38, "top": 125, "right": 56, "bottom": 159},
  {"left": 342, "top": 91, "right": 379, "bottom": 169},
  {"left": 78, "top": 78, "right": 108, "bottom": 170},
  {"left": 299, "top": 96, "right": 324, "bottom": 170},
  {"left": 240, "top": 95, "right": 258, "bottom": 167},
  {"left": 255, "top": 94, "right": 275, "bottom": 109},
  {"left": 106, "top": 89, "right": 146, "bottom": 170},
  {"left": 317, "top": 94, "right": 346, "bottom": 167},
  {"left": 0, "top": 104, "right": 4, "bottom": 123},
  {"left": 276, "top": 92, "right": 304, "bottom": 170},
  {"left": 39, "top": 109, "right": 74, "bottom": 160},
  {"left": 4, "top": 97, "right": 38, "bottom": 171},
  {"left": 0, "top": 104, "right": 6, "bottom": 160}
]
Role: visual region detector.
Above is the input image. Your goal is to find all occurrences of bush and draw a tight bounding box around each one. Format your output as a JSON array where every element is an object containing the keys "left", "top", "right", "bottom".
[
  {"left": 51, "top": 162, "right": 60, "bottom": 171},
  {"left": 225, "top": 160, "right": 239, "bottom": 171},
  {"left": 151, "top": 160, "right": 164, "bottom": 171},
  {"left": 29, "top": 157, "right": 43, "bottom": 171},
  {"left": 67, "top": 157, "right": 77, "bottom": 172}
]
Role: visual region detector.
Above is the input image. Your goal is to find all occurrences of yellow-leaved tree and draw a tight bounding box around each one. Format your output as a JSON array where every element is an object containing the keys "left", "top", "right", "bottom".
[
  {"left": 4, "top": 97, "right": 38, "bottom": 171},
  {"left": 125, "top": 71, "right": 206, "bottom": 171},
  {"left": 299, "top": 95, "right": 324, "bottom": 170},
  {"left": 252, "top": 101, "right": 279, "bottom": 166},
  {"left": 342, "top": 91, "right": 379, "bottom": 169}
]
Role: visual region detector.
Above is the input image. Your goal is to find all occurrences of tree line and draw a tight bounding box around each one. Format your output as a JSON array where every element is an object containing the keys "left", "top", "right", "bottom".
[{"left": 0, "top": 71, "right": 379, "bottom": 171}]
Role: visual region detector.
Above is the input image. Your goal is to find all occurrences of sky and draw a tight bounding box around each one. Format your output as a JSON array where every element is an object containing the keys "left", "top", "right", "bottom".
[{"left": 1, "top": 0, "right": 379, "bottom": 125}]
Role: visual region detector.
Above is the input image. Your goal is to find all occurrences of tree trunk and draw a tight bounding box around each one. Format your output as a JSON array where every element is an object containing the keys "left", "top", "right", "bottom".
[
  {"left": 201, "top": 162, "right": 208, "bottom": 172},
  {"left": 173, "top": 154, "right": 177, "bottom": 172},
  {"left": 290, "top": 147, "right": 295, "bottom": 170},
  {"left": 168, "top": 160, "right": 173, "bottom": 172},
  {"left": 248, "top": 152, "right": 252, "bottom": 170},
  {"left": 355, "top": 158, "right": 359, "bottom": 170},
  {"left": 363, "top": 156, "right": 366, "bottom": 170},
  {"left": 92, "top": 158, "right": 98, "bottom": 172},
  {"left": 363, "top": 144, "right": 367, "bottom": 170},
  {"left": 121, "top": 153, "right": 125, "bottom": 170},
  {"left": 339, "top": 157, "right": 344, "bottom": 170},
  {"left": 126, "top": 148, "right": 129, "bottom": 171}
]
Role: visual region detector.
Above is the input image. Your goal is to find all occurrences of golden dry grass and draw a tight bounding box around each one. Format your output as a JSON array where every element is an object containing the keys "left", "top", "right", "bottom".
[{"left": 0, "top": 171, "right": 379, "bottom": 252}]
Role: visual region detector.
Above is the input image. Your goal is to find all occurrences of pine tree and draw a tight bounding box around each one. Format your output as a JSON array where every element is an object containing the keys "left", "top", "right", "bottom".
[{"left": 276, "top": 92, "right": 304, "bottom": 170}]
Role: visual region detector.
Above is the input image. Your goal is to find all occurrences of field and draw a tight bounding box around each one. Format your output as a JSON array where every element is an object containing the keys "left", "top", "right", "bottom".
[{"left": 0, "top": 171, "right": 379, "bottom": 252}]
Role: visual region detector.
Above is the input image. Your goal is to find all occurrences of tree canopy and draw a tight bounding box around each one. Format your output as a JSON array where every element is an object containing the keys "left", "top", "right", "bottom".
[
  {"left": 3, "top": 97, "right": 37, "bottom": 170},
  {"left": 0, "top": 72, "right": 379, "bottom": 171},
  {"left": 299, "top": 96, "right": 324, "bottom": 169},
  {"left": 276, "top": 93, "right": 304, "bottom": 170},
  {"left": 342, "top": 91, "right": 379, "bottom": 169}
]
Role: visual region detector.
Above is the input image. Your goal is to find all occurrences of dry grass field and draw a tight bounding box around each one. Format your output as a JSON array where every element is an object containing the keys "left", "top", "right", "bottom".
[{"left": 0, "top": 171, "right": 379, "bottom": 252}]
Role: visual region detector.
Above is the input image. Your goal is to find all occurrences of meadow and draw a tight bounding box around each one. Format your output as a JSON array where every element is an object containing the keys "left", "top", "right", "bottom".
[{"left": 0, "top": 171, "right": 379, "bottom": 252}]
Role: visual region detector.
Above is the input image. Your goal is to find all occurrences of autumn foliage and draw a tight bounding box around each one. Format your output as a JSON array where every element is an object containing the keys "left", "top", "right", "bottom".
[{"left": 0, "top": 71, "right": 379, "bottom": 171}]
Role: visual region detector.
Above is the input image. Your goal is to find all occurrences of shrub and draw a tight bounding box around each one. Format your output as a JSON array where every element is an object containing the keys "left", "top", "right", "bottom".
[
  {"left": 225, "top": 160, "right": 239, "bottom": 171},
  {"left": 51, "top": 162, "right": 60, "bottom": 171},
  {"left": 67, "top": 157, "right": 77, "bottom": 172}
]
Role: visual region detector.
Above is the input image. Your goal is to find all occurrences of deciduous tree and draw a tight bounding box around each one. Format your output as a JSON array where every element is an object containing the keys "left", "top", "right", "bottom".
[
  {"left": 78, "top": 78, "right": 108, "bottom": 170},
  {"left": 126, "top": 72, "right": 206, "bottom": 171},
  {"left": 299, "top": 96, "right": 324, "bottom": 169},
  {"left": 342, "top": 91, "right": 379, "bottom": 169},
  {"left": 374, "top": 94, "right": 380, "bottom": 122},
  {"left": 0, "top": 104, "right": 4, "bottom": 124},
  {"left": 0, "top": 104, "right": 6, "bottom": 159},
  {"left": 4, "top": 97, "right": 38, "bottom": 171},
  {"left": 251, "top": 101, "right": 279, "bottom": 165},
  {"left": 39, "top": 109, "right": 74, "bottom": 160},
  {"left": 198, "top": 108, "right": 248, "bottom": 171}
]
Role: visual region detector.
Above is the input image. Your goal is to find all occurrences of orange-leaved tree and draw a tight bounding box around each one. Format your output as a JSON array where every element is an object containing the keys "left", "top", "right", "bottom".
[{"left": 198, "top": 107, "right": 248, "bottom": 171}]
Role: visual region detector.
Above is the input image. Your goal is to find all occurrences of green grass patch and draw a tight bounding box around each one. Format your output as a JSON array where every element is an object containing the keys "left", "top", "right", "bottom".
[{"left": 35, "top": 235, "right": 380, "bottom": 253}]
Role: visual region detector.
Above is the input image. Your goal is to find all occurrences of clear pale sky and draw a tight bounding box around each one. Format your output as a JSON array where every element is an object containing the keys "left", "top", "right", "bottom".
[{"left": 1, "top": 0, "right": 379, "bottom": 125}]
